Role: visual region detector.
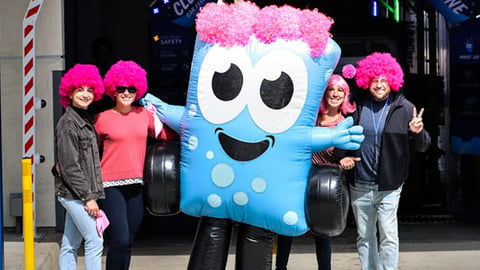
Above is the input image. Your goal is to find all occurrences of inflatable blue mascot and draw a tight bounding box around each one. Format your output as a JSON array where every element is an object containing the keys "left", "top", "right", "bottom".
[{"left": 142, "top": 2, "right": 364, "bottom": 269}]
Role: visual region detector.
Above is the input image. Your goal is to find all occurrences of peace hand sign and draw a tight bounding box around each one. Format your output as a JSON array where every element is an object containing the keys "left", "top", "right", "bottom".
[{"left": 409, "top": 107, "right": 424, "bottom": 133}]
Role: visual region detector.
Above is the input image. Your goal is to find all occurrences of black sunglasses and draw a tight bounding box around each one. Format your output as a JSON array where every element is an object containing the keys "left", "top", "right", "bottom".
[{"left": 115, "top": 86, "right": 137, "bottom": 94}]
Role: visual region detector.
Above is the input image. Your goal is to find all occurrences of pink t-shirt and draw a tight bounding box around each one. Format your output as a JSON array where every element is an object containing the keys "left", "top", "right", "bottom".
[
  {"left": 95, "top": 107, "right": 154, "bottom": 185},
  {"left": 312, "top": 114, "right": 345, "bottom": 165}
]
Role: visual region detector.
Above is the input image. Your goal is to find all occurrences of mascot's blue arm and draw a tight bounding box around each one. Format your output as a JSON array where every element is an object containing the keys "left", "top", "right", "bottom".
[
  {"left": 140, "top": 93, "right": 184, "bottom": 134},
  {"left": 311, "top": 117, "right": 364, "bottom": 153}
]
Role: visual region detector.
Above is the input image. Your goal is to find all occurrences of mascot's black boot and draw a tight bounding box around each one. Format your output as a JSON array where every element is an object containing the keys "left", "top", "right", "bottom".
[
  {"left": 235, "top": 223, "right": 275, "bottom": 270},
  {"left": 187, "top": 217, "right": 232, "bottom": 270}
]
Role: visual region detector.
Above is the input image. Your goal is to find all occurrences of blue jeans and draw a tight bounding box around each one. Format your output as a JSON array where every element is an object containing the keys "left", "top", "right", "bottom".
[
  {"left": 98, "top": 184, "right": 144, "bottom": 270},
  {"left": 58, "top": 197, "right": 103, "bottom": 270},
  {"left": 350, "top": 184, "right": 402, "bottom": 270}
]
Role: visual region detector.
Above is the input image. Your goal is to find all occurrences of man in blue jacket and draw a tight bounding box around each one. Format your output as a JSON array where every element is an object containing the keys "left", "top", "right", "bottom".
[{"left": 347, "top": 52, "right": 431, "bottom": 270}]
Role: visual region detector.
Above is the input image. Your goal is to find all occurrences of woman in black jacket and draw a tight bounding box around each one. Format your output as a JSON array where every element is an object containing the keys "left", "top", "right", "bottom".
[{"left": 54, "top": 64, "right": 106, "bottom": 270}]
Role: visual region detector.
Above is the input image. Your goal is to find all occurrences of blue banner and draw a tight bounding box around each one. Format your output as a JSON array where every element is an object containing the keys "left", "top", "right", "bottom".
[
  {"left": 153, "top": 0, "right": 216, "bottom": 28},
  {"left": 427, "top": 0, "right": 478, "bottom": 24},
  {"left": 172, "top": 0, "right": 216, "bottom": 27}
]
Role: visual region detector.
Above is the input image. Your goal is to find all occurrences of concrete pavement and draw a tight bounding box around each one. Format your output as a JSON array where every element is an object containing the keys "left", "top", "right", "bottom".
[
  {"left": 4, "top": 220, "right": 480, "bottom": 269},
  {"left": 4, "top": 228, "right": 61, "bottom": 270}
]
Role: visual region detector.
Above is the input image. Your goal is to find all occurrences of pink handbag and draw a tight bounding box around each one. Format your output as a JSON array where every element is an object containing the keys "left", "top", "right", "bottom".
[
  {"left": 84, "top": 206, "right": 110, "bottom": 237},
  {"left": 96, "top": 210, "right": 110, "bottom": 237}
]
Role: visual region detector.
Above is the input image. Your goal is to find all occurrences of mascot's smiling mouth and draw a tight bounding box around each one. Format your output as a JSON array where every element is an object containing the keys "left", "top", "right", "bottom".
[{"left": 215, "top": 128, "right": 274, "bottom": 162}]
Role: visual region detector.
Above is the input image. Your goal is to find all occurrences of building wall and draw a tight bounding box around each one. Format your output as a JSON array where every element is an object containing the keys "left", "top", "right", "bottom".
[
  {"left": 1, "top": 0, "right": 64, "bottom": 227},
  {"left": 0, "top": 0, "right": 152, "bottom": 229}
]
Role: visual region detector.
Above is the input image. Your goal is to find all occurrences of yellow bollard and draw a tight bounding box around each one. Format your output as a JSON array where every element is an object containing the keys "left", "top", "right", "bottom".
[{"left": 22, "top": 158, "right": 35, "bottom": 270}]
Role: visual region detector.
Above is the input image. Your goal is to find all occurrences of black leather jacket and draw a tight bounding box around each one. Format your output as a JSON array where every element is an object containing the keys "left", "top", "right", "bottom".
[{"left": 54, "top": 106, "right": 104, "bottom": 202}]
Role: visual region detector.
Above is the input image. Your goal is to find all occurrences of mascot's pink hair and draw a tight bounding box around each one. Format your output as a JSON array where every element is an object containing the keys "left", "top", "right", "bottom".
[
  {"left": 196, "top": 1, "right": 334, "bottom": 57},
  {"left": 354, "top": 52, "right": 404, "bottom": 91},
  {"left": 319, "top": 74, "right": 356, "bottom": 115},
  {"left": 103, "top": 60, "right": 148, "bottom": 101},
  {"left": 58, "top": 64, "right": 104, "bottom": 108}
]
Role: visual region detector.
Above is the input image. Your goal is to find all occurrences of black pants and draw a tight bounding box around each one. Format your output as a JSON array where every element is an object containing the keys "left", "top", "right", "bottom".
[
  {"left": 276, "top": 234, "right": 331, "bottom": 270},
  {"left": 98, "top": 184, "right": 144, "bottom": 270}
]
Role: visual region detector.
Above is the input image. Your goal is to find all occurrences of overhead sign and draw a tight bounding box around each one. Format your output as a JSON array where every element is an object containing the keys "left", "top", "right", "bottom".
[{"left": 428, "top": 0, "right": 480, "bottom": 24}]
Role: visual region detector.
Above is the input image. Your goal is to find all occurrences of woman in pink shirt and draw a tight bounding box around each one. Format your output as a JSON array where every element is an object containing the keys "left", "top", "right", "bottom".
[{"left": 94, "top": 60, "right": 164, "bottom": 270}]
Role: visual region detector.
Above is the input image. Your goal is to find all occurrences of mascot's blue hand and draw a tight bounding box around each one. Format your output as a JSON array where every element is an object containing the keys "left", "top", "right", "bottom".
[
  {"left": 311, "top": 117, "right": 364, "bottom": 152},
  {"left": 141, "top": 94, "right": 169, "bottom": 120},
  {"left": 142, "top": 93, "right": 184, "bottom": 134},
  {"left": 138, "top": 97, "right": 147, "bottom": 107},
  {"left": 331, "top": 117, "right": 364, "bottom": 150}
]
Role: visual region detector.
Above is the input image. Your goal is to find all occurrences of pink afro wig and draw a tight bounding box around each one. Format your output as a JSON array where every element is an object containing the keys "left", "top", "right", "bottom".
[
  {"left": 196, "top": 1, "right": 334, "bottom": 57},
  {"left": 354, "top": 52, "right": 404, "bottom": 91},
  {"left": 58, "top": 64, "right": 104, "bottom": 108},
  {"left": 319, "top": 74, "right": 356, "bottom": 115},
  {"left": 103, "top": 60, "right": 148, "bottom": 101}
]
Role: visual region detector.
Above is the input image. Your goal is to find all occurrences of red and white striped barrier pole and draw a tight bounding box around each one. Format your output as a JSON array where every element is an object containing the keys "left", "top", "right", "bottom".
[{"left": 22, "top": 0, "right": 44, "bottom": 237}]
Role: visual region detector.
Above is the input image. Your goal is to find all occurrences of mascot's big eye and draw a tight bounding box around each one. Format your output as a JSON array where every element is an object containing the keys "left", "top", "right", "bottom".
[
  {"left": 249, "top": 50, "right": 308, "bottom": 134},
  {"left": 198, "top": 47, "right": 251, "bottom": 124},
  {"left": 212, "top": 64, "right": 243, "bottom": 101},
  {"left": 260, "top": 72, "right": 293, "bottom": 110}
]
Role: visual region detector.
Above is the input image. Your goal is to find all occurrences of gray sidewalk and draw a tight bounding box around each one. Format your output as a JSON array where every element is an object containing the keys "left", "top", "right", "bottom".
[
  {"left": 4, "top": 228, "right": 61, "bottom": 270},
  {"left": 4, "top": 221, "right": 480, "bottom": 269}
]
